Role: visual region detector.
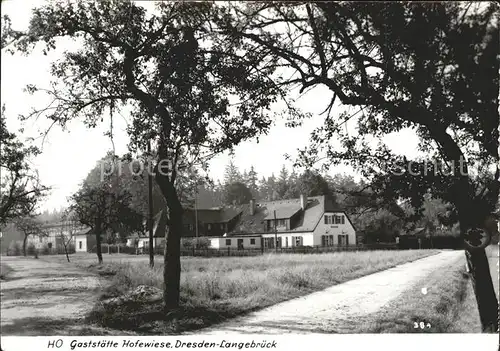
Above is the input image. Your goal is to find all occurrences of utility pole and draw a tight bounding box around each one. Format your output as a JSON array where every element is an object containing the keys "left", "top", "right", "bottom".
[
  {"left": 274, "top": 210, "right": 278, "bottom": 254},
  {"left": 195, "top": 187, "right": 199, "bottom": 248},
  {"left": 147, "top": 140, "right": 154, "bottom": 268}
]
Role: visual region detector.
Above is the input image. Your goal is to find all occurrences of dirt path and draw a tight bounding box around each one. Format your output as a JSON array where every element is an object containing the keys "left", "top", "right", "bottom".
[
  {"left": 0, "top": 256, "right": 132, "bottom": 335},
  {"left": 190, "top": 251, "right": 464, "bottom": 334}
]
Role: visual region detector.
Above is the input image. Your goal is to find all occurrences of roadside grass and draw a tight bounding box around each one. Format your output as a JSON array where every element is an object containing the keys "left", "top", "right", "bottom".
[
  {"left": 83, "top": 249, "right": 439, "bottom": 334},
  {"left": 353, "top": 245, "right": 499, "bottom": 333},
  {"left": 452, "top": 244, "right": 498, "bottom": 333},
  {"left": 0, "top": 262, "right": 13, "bottom": 280}
]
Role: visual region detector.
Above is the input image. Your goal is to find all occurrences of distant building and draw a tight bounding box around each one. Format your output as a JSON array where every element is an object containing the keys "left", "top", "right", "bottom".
[
  {"left": 26, "top": 221, "right": 91, "bottom": 252},
  {"left": 73, "top": 229, "right": 97, "bottom": 252}
]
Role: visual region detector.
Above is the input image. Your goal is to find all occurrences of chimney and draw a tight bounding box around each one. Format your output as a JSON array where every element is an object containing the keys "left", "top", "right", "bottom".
[
  {"left": 300, "top": 194, "right": 306, "bottom": 210},
  {"left": 249, "top": 199, "right": 255, "bottom": 216}
]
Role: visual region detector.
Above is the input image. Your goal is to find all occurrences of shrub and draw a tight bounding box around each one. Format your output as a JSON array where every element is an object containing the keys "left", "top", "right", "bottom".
[
  {"left": 8, "top": 241, "right": 22, "bottom": 256},
  {"left": 27, "top": 243, "right": 36, "bottom": 256},
  {"left": 41, "top": 244, "right": 50, "bottom": 255},
  {"left": 182, "top": 237, "right": 211, "bottom": 249}
]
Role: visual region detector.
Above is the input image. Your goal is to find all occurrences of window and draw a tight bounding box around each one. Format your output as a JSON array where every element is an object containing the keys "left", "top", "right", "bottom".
[
  {"left": 220, "top": 223, "right": 225, "bottom": 230},
  {"left": 292, "top": 236, "right": 303, "bottom": 247},
  {"left": 285, "top": 237, "right": 289, "bottom": 247},
  {"left": 207, "top": 224, "right": 212, "bottom": 230},
  {"left": 47, "top": 242, "right": 52, "bottom": 249},
  {"left": 332, "top": 215, "right": 345, "bottom": 224},
  {"left": 79, "top": 241, "right": 82, "bottom": 249},
  {"left": 324, "top": 215, "right": 333, "bottom": 224},
  {"left": 264, "top": 237, "right": 274, "bottom": 249},
  {"left": 321, "top": 235, "right": 334, "bottom": 246},
  {"left": 250, "top": 239, "right": 256, "bottom": 245},
  {"left": 276, "top": 237, "right": 282, "bottom": 248},
  {"left": 267, "top": 220, "right": 274, "bottom": 231},
  {"left": 278, "top": 219, "right": 286, "bottom": 227},
  {"left": 338, "top": 235, "right": 348, "bottom": 246},
  {"left": 226, "top": 239, "right": 231, "bottom": 246}
]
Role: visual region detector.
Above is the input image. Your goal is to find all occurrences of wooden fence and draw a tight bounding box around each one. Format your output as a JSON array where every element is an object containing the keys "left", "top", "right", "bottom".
[
  {"left": 87, "top": 239, "right": 461, "bottom": 259},
  {"left": 130, "top": 243, "right": 402, "bottom": 258}
]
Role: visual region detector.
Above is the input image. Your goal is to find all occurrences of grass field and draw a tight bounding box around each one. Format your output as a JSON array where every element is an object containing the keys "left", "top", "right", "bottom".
[
  {"left": 353, "top": 245, "right": 499, "bottom": 333},
  {"left": 44, "top": 250, "right": 439, "bottom": 334},
  {"left": 453, "top": 245, "right": 499, "bottom": 333}
]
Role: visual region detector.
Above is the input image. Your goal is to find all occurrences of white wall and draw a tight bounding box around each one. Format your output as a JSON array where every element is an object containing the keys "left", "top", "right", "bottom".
[
  {"left": 126, "top": 238, "right": 135, "bottom": 247},
  {"left": 137, "top": 237, "right": 151, "bottom": 248},
  {"left": 75, "top": 236, "right": 87, "bottom": 252},
  {"left": 213, "top": 236, "right": 261, "bottom": 249},
  {"left": 313, "top": 212, "right": 356, "bottom": 246},
  {"left": 209, "top": 238, "right": 221, "bottom": 249},
  {"left": 261, "top": 232, "right": 314, "bottom": 247},
  {"left": 27, "top": 235, "right": 58, "bottom": 249}
]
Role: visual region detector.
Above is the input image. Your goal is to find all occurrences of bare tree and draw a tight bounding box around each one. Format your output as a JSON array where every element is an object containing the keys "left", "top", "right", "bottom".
[
  {"left": 14, "top": 216, "right": 46, "bottom": 257},
  {"left": 58, "top": 214, "right": 79, "bottom": 262}
]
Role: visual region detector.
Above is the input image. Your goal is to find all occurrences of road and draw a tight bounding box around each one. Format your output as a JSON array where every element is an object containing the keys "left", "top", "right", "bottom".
[
  {"left": 0, "top": 256, "right": 132, "bottom": 335},
  {"left": 189, "top": 251, "right": 464, "bottom": 334}
]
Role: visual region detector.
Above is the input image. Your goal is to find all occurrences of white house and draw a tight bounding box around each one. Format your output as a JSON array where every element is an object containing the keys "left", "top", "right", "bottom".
[
  {"left": 26, "top": 221, "right": 91, "bottom": 252},
  {"left": 74, "top": 230, "right": 96, "bottom": 252},
  {"left": 226, "top": 195, "right": 357, "bottom": 248}
]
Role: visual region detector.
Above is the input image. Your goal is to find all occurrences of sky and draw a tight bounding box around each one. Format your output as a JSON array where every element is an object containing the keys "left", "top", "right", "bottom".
[{"left": 1, "top": 0, "right": 420, "bottom": 212}]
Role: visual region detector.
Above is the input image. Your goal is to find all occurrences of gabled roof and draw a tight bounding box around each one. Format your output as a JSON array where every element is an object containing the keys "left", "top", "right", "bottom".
[
  {"left": 72, "top": 226, "right": 93, "bottom": 236},
  {"left": 230, "top": 195, "right": 344, "bottom": 235},
  {"left": 151, "top": 206, "right": 244, "bottom": 237},
  {"left": 262, "top": 200, "right": 302, "bottom": 220}
]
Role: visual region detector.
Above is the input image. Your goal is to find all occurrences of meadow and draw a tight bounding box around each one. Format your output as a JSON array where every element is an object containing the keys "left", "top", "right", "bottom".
[
  {"left": 44, "top": 250, "right": 439, "bottom": 334},
  {"left": 352, "top": 245, "right": 499, "bottom": 333}
]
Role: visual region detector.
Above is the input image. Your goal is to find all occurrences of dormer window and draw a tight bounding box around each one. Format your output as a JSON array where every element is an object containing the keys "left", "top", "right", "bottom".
[
  {"left": 334, "top": 215, "right": 345, "bottom": 224},
  {"left": 325, "top": 214, "right": 345, "bottom": 225}
]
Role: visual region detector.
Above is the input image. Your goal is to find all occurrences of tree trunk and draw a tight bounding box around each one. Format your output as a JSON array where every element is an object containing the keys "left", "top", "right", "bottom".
[
  {"left": 95, "top": 226, "right": 103, "bottom": 264},
  {"left": 23, "top": 235, "right": 28, "bottom": 257},
  {"left": 63, "top": 242, "right": 70, "bottom": 263},
  {"left": 163, "top": 205, "right": 182, "bottom": 310},
  {"left": 156, "top": 173, "right": 183, "bottom": 310},
  {"left": 460, "top": 211, "right": 498, "bottom": 332},
  {"left": 148, "top": 141, "right": 155, "bottom": 268},
  {"left": 465, "top": 248, "right": 498, "bottom": 332}
]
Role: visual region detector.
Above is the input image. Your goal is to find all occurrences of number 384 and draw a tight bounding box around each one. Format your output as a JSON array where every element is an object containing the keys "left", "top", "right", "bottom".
[{"left": 414, "top": 321, "right": 431, "bottom": 329}]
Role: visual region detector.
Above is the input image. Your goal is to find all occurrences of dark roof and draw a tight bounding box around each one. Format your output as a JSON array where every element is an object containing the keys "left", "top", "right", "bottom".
[
  {"left": 184, "top": 206, "right": 244, "bottom": 224},
  {"left": 262, "top": 200, "right": 301, "bottom": 220},
  {"left": 230, "top": 195, "right": 344, "bottom": 235},
  {"left": 151, "top": 206, "right": 244, "bottom": 237},
  {"left": 73, "top": 226, "right": 93, "bottom": 236},
  {"left": 400, "top": 227, "right": 428, "bottom": 237}
]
